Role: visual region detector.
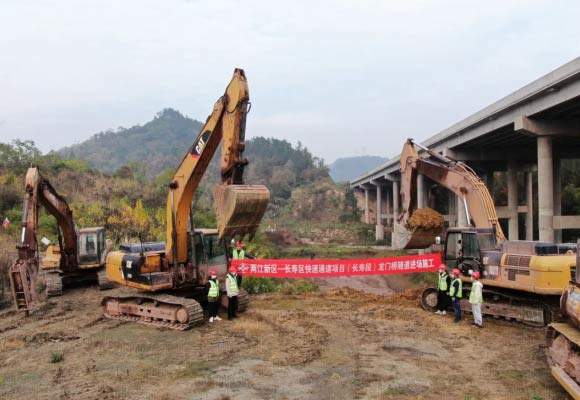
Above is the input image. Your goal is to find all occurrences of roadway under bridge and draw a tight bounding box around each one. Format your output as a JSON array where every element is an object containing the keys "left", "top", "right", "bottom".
[{"left": 351, "top": 57, "right": 580, "bottom": 245}]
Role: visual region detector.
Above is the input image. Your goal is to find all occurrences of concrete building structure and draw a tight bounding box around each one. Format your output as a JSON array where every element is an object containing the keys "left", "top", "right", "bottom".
[{"left": 351, "top": 57, "right": 580, "bottom": 245}]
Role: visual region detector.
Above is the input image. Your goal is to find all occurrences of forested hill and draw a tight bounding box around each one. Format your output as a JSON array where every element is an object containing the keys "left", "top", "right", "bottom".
[
  {"left": 329, "top": 155, "right": 388, "bottom": 183},
  {"left": 53, "top": 108, "right": 332, "bottom": 217},
  {"left": 58, "top": 108, "right": 204, "bottom": 176}
]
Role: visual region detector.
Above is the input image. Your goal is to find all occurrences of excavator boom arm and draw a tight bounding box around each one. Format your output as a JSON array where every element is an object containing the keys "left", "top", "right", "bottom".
[
  {"left": 165, "top": 68, "right": 269, "bottom": 265},
  {"left": 19, "top": 167, "right": 78, "bottom": 268},
  {"left": 10, "top": 167, "right": 79, "bottom": 311},
  {"left": 399, "top": 139, "right": 505, "bottom": 243}
]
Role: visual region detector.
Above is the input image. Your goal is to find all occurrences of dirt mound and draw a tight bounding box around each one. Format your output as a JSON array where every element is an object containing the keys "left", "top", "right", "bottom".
[{"left": 407, "top": 208, "right": 444, "bottom": 231}]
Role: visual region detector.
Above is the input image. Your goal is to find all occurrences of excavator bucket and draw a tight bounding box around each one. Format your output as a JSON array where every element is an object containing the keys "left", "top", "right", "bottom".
[
  {"left": 213, "top": 184, "right": 270, "bottom": 239},
  {"left": 392, "top": 223, "right": 439, "bottom": 250},
  {"left": 392, "top": 208, "right": 444, "bottom": 250}
]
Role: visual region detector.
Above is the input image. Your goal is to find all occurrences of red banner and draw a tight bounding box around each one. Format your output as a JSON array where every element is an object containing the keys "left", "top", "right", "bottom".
[{"left": 231, "top": 253, "right": 441, "bottom": 278}]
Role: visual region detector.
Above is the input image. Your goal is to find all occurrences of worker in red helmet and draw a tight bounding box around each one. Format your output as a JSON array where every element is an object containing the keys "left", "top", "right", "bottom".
[
  {"left": 206, "top": 269, "right": 221, "bottom": 323},
  {"left": 469, "top": 271, "right": 484, "bottom": 328},
  {"left": 449, "top": 268, "right": 463, "bottom": 323},
  {"left": 435, "top": 264, "right": 451, "bottom": 315}
]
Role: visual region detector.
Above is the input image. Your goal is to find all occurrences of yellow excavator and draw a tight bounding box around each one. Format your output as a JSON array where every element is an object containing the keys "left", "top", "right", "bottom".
[
  {"left": 397, "top": 139, "right": 575, "bottom": 326},
  {"left": 9, "top": 167, "right": 111, "bottom": 312},
  {"left": 102, "top": 68, "right": 270, "bottom": 330}
]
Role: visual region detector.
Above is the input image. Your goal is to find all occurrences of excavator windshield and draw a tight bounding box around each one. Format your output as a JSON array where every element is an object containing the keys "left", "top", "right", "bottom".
[{"left": 78, "top": 229, "right": 105, "bottom": 265}]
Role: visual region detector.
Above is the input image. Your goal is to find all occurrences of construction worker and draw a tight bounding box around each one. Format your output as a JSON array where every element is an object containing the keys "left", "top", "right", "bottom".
[
  {"left": 449, "top": 268, "right": 463, "bottom": 323},
  {"left": 469, "top": 271, "right": 483, "bottom": 328},
  {"left": 232, "top": 240, "right": 246, "bottom": 260},
  {"left": 206, "top": 270, "right": 221, "bottom": 323},
  {"left": 435, "top": 264, "right": 451, "bottom": 315},
  {"left": 226, "top": 265, "right": 241, "bottom": 320}
]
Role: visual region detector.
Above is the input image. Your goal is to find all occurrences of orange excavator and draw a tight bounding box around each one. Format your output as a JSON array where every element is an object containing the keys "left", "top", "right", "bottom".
[
  {"left": 9, "top": 167, "right": 111, "bottom": 312},
  {"left": 397, "top": 139, "right": 575, "bottom": 326},
  {"left": 101, "top": 68, "right": 270, "bottom": 330}
]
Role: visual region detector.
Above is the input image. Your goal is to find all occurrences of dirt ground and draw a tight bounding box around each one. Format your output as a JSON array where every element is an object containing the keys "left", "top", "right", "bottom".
[{"left": 0, "top": 279, "right": 570, "bottom": 400}]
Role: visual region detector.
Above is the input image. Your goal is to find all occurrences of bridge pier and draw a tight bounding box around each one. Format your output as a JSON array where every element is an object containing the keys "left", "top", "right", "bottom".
[
  {"left": 364, "top": 187, "right": 370, "bottom": 224},
  {"left": 417, "top": 174, "right": 425, "bottom": 209},
  {"left": 526, "top": 171, "right": 534, "bottom": 240},
  {"left": 537, "top": 136, "right": 554, "bottom": 242},
  {"left": 507, "top": 160, "right": 519, "bottom": 240},
  {"left": 374, "top": 182, "right": 384, "bottom": 241}
]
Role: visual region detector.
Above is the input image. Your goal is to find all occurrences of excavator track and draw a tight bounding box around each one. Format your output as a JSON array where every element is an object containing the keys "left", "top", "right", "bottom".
[
  {"left": 40, "top": 270, "right": 63, "bottom": 297},
  {"left": 220, "top": 288, "right": 250, "bottom": 313},
  {"left": 546, "top": 323, "right": 580, "bottom": 399},
  {"left": 420, "top": 285, "right": 558, "bottom": 326},
  {"left": 238, "top": 288, "right": 250, "bottom": 313},
  {"left": 102, "top": 294, "right": 205, "bottom": 331}
]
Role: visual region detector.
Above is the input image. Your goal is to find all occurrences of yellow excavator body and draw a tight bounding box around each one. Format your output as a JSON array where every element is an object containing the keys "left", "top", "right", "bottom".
[
  {"left": 401, "top": 140, "right": 575, "bottom": 327},
  {"left": 102, "top": 69, "right": 267, "bottom": 330}
]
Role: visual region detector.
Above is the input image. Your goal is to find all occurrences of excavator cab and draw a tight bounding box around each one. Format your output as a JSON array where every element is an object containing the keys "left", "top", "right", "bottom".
[
  {"left": 443, "top": 228, "right": 497, "bottom": 273},
  {"left": 190, "top": 229, "right": 227, "bottom": 270},
  {"left": 77, "top": 227, "right": 107, "bottom": 267}
]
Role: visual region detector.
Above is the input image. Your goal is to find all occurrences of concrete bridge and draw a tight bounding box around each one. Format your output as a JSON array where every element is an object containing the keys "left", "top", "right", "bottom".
[{"left": 351, "top": 57, "right": 580, "bottom": 245}]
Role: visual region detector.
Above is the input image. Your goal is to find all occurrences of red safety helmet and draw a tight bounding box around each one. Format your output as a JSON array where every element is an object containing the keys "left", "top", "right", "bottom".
[
  {"left": 209, "top": 269, "right": 217, "bottom": 277},
  {"left": 452, "top": 268, "right": 461, "bottom": 276},
  {"left": 472, "top": 271, "right": 480, "bottom": 279},
  {"left": 229, "top": 265, "right": 238, "bottom": 273},
  {"left": 438, "top": 264, "right": 446, "bottom": 272}
]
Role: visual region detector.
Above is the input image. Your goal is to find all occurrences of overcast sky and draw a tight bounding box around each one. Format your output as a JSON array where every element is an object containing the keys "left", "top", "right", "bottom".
[{"left": 1, "top": 0, "right": 579, "bottom": 163}]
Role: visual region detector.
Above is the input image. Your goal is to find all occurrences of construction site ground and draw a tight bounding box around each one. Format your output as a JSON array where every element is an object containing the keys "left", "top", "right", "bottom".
[{"left": 0, "top": 277, "right": 569, "bottom": 400}]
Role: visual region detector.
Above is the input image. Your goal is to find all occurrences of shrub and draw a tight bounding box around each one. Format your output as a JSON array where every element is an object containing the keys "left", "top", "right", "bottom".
[
  {"left": 242, "top": 277, "right": 281, "bottom": 294},
  {"left": 279, "top": 279, "right": 318, "bottom": 295},
  {"left": 50, "top": 351, "right": 64, "bottom": 363}
]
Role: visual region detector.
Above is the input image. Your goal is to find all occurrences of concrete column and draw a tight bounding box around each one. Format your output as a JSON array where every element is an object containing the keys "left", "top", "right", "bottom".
[
  {"left": 364, "top": 187, "right": 370, "bottom": 224},
  {"left": 448, "top": 193, "right": 457, "bottom": 227},
  {"left": 526, "top": 171, "right": 534, "bottom": 241},
  {"left": 537, "top": 136, "right": 554, "bottom": 242},
  {"left": 385, "top": 187, "right": 391, "bottom": 227},
  {"left": 457, "top": 196, "right": 467, "bottom": 227},
  {"left": 507, "top": 160, "right": 519, "bottom": 240},
  {"left": 554, "top": 159, "right": 562, "bottom": 243},
  {"left": 375, "top": 184, "right": 384, "bottom": 240},
  {"left": 417, "top": 174, "right": 425, "bottom": 209},
  {"left": 392, "top": 181, "right": 399, "bottom": 223}
]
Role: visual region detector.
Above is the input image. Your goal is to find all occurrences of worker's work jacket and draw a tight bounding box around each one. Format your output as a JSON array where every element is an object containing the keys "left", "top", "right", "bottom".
[
  {"left": 208, "top": 279, "right": 219, "bottom": 299},
  {"left": 226, "top": 273, "right": 240, "bottom": 297},
  {"left": 469, "top": 280, "right": 483, "bottom": 304},
  {"left": 438, "top": 272, "right": 450, "bottom": 292},
  {"left": 449, "top": 278, "right": 463, "bottom": 299},
  {"left": 233, "top": 249, "right": 245, "bottom": 260}
]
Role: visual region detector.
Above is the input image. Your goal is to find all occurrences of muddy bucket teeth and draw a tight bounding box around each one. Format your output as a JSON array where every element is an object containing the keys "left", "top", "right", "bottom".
[{"left": 213, "top": 184, "right": 270, "bottom": 239}]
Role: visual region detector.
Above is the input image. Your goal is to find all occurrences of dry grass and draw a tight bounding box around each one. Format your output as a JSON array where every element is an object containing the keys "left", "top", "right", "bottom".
[{"left": 0, "top": 286, "right": 570, "bottom": 400}]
